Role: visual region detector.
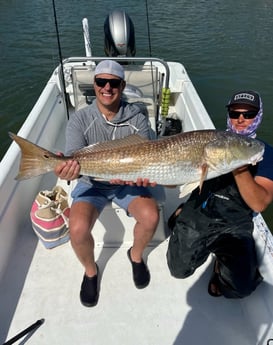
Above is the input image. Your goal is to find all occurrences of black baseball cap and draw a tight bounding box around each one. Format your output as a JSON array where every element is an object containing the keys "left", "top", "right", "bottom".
[{"left": 226, "top": 90, "right": 260, "bottom": 110}]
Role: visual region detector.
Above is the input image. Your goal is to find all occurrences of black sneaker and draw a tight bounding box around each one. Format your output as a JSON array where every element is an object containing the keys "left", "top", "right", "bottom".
[
  {"left": 80, "top": 265, "right": 99, "bottom": 307},
  {"left": 127, "top": 248, "right": 150, "bottom": 289}
]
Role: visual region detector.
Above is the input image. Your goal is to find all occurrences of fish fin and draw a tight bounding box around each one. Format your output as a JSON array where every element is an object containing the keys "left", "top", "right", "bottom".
[
  {"left": 199, "top": 163, "right": 208, "bottom": 193},
  {"left": 179, "top": 182, "right": 199, "bottom": 198},
  {"left": 179, "top": 163, "right": 209, "bottom": 198},
  {"left": 9, "top": 132, "right": 59, "bottom": 180},
  {"left": 74, "top": 134, "right": 148, "bottom": 156}
]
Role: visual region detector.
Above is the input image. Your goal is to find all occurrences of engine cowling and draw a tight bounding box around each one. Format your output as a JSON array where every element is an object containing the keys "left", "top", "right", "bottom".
[{"left": 104, "top": 10, "right": 136, "bottom": 57}]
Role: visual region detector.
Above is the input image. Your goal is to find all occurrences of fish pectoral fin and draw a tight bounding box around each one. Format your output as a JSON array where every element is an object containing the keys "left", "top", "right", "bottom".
[
  {"left": 76, "top": 134, "right": 148, "bottom": 155},
  {"left": 179, "top": 182, "right": 199, "bottom": 198},
  {"left": 178, "top": 164, "right": 209, "bottom": 198},
  {"left": 199, "top": 163, "right": 209, "bottom": 193}
]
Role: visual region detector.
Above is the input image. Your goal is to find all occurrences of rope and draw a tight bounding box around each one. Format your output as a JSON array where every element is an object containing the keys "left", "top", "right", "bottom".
[{"left": 39, "top": 189, "right": 69, "bottom": 227}]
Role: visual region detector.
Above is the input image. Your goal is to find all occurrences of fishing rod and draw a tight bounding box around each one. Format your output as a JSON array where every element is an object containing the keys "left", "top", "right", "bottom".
[
  {"left": 145, "top": 0, "right": 152, "bottom": 57},
  {"left": 145, "top": 0, "right": 163, "bottom": 134},
  {"left": 52, "top": 0, "right": 70, "bottom": 120},
  {"left": 3, "top": 319, "right": 45, "bottom": 345},
  {"left": 144, "top": 0, "right": 171, "bottom": 135}
]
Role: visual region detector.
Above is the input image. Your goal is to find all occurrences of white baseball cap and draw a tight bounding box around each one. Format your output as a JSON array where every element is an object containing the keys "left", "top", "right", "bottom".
[{"left": 94, "top": 60, "right": 124, "bottom": 79}]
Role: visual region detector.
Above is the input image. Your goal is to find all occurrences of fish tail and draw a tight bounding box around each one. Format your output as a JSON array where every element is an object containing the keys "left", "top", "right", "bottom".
[{"left": 9, "top": 132, "right": 58, "bottom": 180}]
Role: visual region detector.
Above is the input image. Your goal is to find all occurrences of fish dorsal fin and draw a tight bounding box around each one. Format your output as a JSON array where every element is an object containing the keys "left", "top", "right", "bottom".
[{"left": 75, "top": 134, "right": 148, "bottom": 156}]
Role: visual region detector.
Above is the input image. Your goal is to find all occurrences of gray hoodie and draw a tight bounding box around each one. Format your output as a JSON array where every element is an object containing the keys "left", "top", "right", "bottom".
[{"left": 65, "top": 99, "right": 152, "bottom": 186}]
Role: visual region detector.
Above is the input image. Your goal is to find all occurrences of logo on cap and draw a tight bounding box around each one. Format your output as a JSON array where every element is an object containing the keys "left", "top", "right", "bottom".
[{"left": 234, "top": 93, "right": 254, "bottom": 101}]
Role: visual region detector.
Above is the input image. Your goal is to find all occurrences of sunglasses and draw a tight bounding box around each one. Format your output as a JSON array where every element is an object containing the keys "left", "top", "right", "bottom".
[
  {"left": 228, "top": 110, "right": 258, "bottom": 119},
  {"left": 95, "top": 78, "right": 122, "bottom": 88}
]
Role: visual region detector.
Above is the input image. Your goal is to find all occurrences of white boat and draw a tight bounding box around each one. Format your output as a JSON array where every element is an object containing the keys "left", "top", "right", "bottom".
[{"left": 1, "top": 9, "right": 273, "bottom": 345}]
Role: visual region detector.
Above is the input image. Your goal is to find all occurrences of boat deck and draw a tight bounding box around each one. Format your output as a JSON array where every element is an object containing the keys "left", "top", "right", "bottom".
[
  {"left": 2, "top": 222, "right": 273, "bottom": 344},
  {"left": 1, "top": 58, "right": 273, "bottom": 344}
]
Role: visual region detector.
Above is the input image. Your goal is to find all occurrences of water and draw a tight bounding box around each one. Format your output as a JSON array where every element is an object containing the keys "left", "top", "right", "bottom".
[{"left": 1, "top": 0, "right": 273, "bottom": 225}]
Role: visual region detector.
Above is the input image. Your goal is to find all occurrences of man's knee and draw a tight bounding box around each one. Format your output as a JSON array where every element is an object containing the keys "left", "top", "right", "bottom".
[
  {"left": 69, "top": 213, "right": 96, "bottom": 245},
  {"left": 130, "top": 197, "right": 159, "bottom": 227},
  {"left": 145, "top": 203, "right": 160, "bottom": 228},
  {"left": 69, "top": 221, "right": 91, "bottom": 245}
]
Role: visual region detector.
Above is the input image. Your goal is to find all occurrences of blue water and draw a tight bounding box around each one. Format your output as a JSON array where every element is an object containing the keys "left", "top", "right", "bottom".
[{"left": 1, "top": 0, "right": 273, "bottom": 224}]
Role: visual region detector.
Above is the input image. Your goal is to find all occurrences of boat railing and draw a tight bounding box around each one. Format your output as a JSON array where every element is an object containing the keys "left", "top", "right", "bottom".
[
  {"left": 63, "top": 56, "right": 170, "bottom": 89},
  {"left": 63, "top": 57, "right": 165, "bottom": 135}
]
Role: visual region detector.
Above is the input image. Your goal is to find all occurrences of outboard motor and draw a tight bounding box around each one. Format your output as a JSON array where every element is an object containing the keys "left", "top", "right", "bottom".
[{"left": 104, "top": 10, "right": 136, "bottom": 57}]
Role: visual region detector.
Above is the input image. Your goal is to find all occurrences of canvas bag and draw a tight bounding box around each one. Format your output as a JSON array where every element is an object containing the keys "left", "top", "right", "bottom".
[{"left": 30, "top": 186, "right": 70, "bottom": 249}]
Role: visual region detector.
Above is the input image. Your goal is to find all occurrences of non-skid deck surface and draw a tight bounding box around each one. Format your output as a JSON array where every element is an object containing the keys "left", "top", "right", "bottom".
[{"left": 2, "top": 229, "right": 273, "bottom": 345}]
